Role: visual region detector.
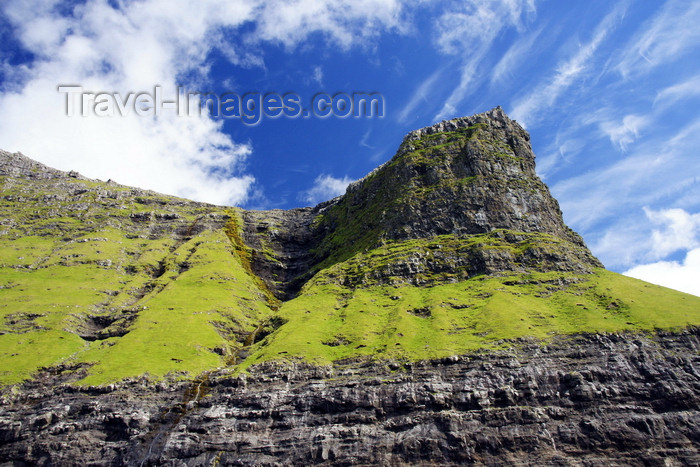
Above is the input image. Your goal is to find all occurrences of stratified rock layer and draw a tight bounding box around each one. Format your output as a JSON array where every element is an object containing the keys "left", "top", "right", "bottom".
[{"left": 1, "top": 330, "right": 699, "bottom": 466}]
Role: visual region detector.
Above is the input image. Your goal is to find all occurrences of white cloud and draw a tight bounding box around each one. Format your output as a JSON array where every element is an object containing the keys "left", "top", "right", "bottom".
[
  {"left": 653, "top": 74, "right": 700, "bottom": 110},
  {"left": 644, "top": 207, "right": 700, "bottom": 258},
  {"left": 554, "top": 150, "right": 666, "bottom": 231},
  {"left": 624, "top": 248, "right": 700, "bottom": 297},
  {"left": 536, "top": 136, "right": 586, "bottom": 180},
  {"left": 398, "top": 68, "right": 444, "bottom": 124},
  {"left": 510, "top": 2, "right": 627, "bottom": 127},
  {"left": 0, "top": 0, "right": 407, "bottom": 206},
  {"left": 616, "top": 0, "right": 700, "bottom": 79},
  {"left": 590, "top": 223, "right": 651, "bottom": 270},
  {"left": 598, "top": 114, "right": 650, "bottom": 152},
  {"left": 433, "top": 57, "right": 483, "bottom": 122},
  {"left": 360, "top": 128, "right": 374, "bottom": 149},
  {"left": 251, "top": 0, "right": 406, "bottom": 49},
  {"left": 553, "top": 114, "right": 700, "bottom": 235},
  {"left": 490, "top": 27, "right": 542, "bottom": 86},
  {"left": 311, "top": 66, "right": 324, "bottom": 85},
  {"left": 0, "top": 0, "right": 257, "bottom": 205},
  {"left": 300, "top": 174, "right": 353, "bottom": 205},
  {"left": 433, "top": 0, "right": 535, "bottom": 55},
  {"left": 589, "top": 206, "right": 700, "bottom": 272}
]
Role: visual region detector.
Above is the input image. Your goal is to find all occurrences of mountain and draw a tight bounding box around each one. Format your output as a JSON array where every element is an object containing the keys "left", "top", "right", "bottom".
[{"left": 1, "top": 108, "right": 699, "bottom": 465}]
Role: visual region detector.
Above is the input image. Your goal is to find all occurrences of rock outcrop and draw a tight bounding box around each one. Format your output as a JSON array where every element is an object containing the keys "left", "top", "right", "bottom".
[
  {"left": 0, "top": 108, "right": 603, "bottom": 301},
  {"left": 1, "top": 330, "right": 699, "bottom": 465},
  {"left": 239, "top": 107, "right": 602, "bottom": 298}
]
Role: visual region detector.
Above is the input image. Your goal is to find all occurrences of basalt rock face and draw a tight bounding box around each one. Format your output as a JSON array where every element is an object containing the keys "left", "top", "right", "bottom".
[
  {"left": 239, "top": 205, "right": 328, "bottom": 301},
  {"left": 336, "top": 106, "right": 580, "bottom": 244},
  {"left": 1, "top": 330, "right": 699, "bottom": 466}
]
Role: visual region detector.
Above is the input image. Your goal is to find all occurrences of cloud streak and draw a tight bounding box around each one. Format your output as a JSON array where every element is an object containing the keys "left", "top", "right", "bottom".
[
  {"left": 615, "top": 0, "right": 700, "bottom": 79},
  {"left": 431, "top": 0, "right": 536, "bottom": 121},
  {"left": 653, "top": 74, "right": 700, "bottom": 110},
  {"left": 398, "top": 68, "right": 443, "bottom": 124},
  {"left": 597, "top": 114, "right": 650, "bottom": 152},
  {"left": 490, "top": 27, "right": 543, "bottom": 87},
  {"left": 510, "top": 2, "right": 627, "bottom": 127}
]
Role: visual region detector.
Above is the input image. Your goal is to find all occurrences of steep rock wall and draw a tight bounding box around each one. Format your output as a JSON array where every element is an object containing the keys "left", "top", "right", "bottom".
[{"left": 1, "top": 330, "right": 699, "bottom": 466}]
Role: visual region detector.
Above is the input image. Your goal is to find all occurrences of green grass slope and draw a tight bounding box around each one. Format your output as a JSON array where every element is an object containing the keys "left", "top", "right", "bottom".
[
  {"left": 0, "top": 172, "right": 275, "bottom": 386},
  {"left": 240, "top": 240, "right": 700, "bottom": 369}
]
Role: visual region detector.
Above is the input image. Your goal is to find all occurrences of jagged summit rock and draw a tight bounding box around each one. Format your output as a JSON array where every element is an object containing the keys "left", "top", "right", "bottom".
[
  {"left": 0, "top": 149, "right": 81, "bottom": 180},
  {"left": 345, "top": 105, "right": 578, "bottom": 243}
]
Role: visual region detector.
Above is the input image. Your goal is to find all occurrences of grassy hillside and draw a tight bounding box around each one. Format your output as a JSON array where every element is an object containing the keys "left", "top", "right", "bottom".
[
  {"left": 0, "top": 171, "right": 276, "bottom": 386},
  {"left": 240, "top": 243, "right": 700, "bottom": 369}
]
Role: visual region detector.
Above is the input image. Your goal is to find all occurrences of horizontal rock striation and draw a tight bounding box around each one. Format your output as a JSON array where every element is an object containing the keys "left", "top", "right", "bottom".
[{"left": 1, "top": 330, "right": 699, "bottom": 465}]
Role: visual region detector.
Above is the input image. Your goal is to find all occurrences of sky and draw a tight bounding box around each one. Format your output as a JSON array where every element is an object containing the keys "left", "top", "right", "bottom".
[{"left": 0, "top": 0, "right": 699, "bottom": 296}]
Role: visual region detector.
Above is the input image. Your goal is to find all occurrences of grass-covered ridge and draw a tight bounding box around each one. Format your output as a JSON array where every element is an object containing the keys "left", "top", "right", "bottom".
[
  {"left": 310, "top": 230, "right": 600, "bottom": 288},
  {"left": 240, "top": 268, "right": 700, "bottom": 369}
]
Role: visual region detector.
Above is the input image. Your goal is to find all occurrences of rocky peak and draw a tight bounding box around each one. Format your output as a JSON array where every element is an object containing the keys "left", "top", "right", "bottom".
[
  {"left": 245, "top": 108, "right": 602, "bottom": 298},
  {"left": 402, "top": 105, "right": 516, "bottom": 140},
  {"left": 340, "top": 106, "right": 562, "bottom": 241}
]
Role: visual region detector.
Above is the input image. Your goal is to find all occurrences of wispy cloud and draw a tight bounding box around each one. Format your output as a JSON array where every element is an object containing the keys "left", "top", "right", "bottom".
[
  {"left": 615, "top": 0, "right": 700, "bottom": 79},
  {"left": 432, "top": 0, "right": 536, "bottom": 121},
  {"left": 536, "top": 134, "right": 587, "bottom": 180},
  {"left": 300, "top": 174, "right": 354, "bottom": 205},
  {"left": 250, "top": 0, "right": 407, "bottom": 50},
  {"left": 490, "top": 27, "right": 543, "bottom": 87},
  {"left": 510, "top": 2, "right": 627, "bottom": 127},
  {"left": 555, "top": 151, "right": 664, "bottom": 231},
  {"left": 653, "top": 74, "right": 700, "bottom": 110},
  {"left": 551, "top": 113, "right": 700, "bottom": 272},
  {"left": 597, "top": 114, "right": 650, "bottom": 152},
  {"left": 360, "top": 128, "right": 374, "bottom": 149},
  {"left": 398, "top": 68, "right": 443, "bottom": 124},
  {"left": 311, "top": 65, "right": 324, "bottom": 85},
  {"left": 556, "top": 116, "right": 700, "bottom": 231},
  {"left": 432, "top": 0, "right": 535, "bottom": 55},
  {"left": 434, "top": 55, "right": 484, "bottom": 122}
]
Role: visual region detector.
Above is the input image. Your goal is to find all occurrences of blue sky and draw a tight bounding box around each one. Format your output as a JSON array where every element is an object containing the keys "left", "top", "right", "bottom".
[{"left": 1, "top": 0, "right": 699, "bottom": 296}]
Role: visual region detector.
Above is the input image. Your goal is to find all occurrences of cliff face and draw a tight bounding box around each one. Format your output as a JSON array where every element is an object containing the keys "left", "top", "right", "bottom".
[
  {"left": 1, "top": 330, "right": 699, "bottom": 466},
  {"left": 243, "top": 107, "right": 601, "bottom": 299},
  {"left": 1, "top": 108, "right": 700, "bottom": 465}
]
